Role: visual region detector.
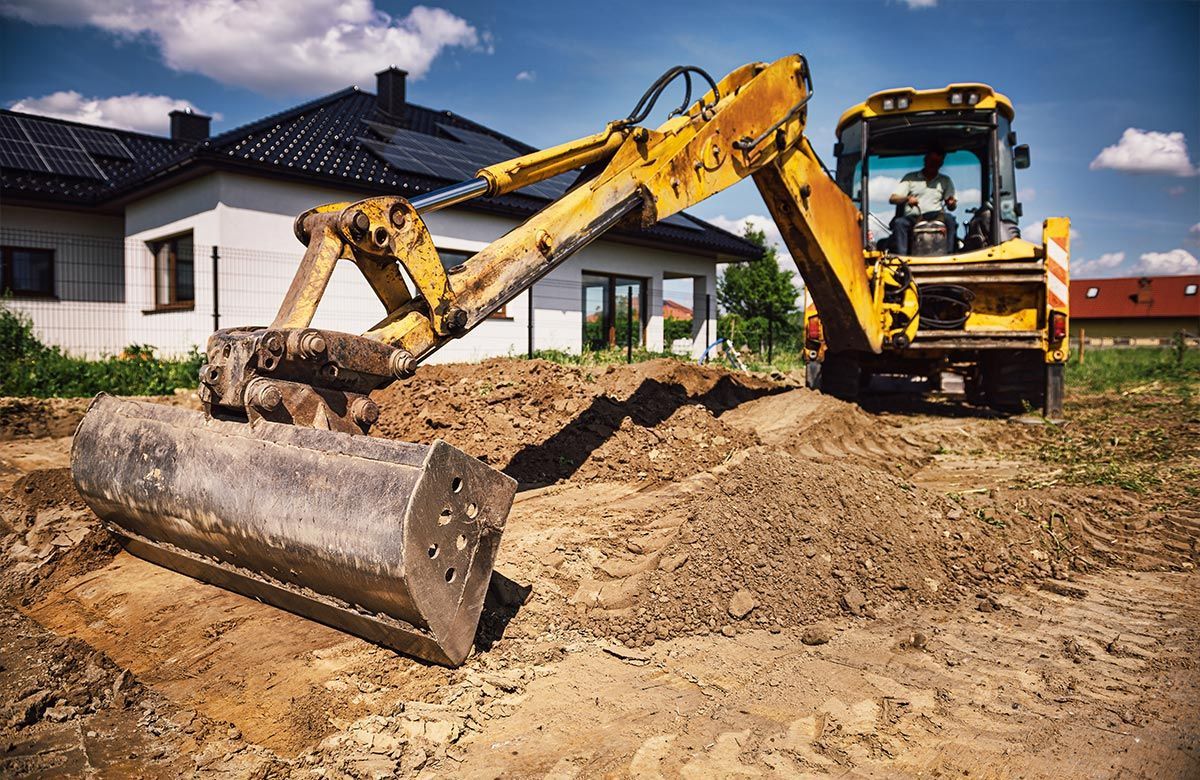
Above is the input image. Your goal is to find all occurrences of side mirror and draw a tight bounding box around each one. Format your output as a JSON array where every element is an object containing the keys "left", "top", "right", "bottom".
[
  {"left": 833, "top": 141, "right": 844, "bottom": 157},
  {"left": 1014, "top": 144, "right": 1031, "bottom": 169},
  {"left": 1015, "top": 203, "right": 1024, "bottom": 218}
]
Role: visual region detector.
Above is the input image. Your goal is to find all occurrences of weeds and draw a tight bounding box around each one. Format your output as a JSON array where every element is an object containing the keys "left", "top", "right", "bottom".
[{"left": 0, "top": 305, "right": 203, "bottom": 398}]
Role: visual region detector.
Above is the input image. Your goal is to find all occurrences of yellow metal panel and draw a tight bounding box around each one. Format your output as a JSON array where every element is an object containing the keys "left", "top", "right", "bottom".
[{"left": 837, "top": 83, "right": 1014, "bottom": 135}]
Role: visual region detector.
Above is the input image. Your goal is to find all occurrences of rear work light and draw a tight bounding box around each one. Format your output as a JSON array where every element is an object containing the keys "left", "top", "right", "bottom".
[
  {"left": 805, "top": 315, "right": 823, "bottom": 345},
  {"left": 1049, "top": 310, "right": 1068, "bottom": 341}
]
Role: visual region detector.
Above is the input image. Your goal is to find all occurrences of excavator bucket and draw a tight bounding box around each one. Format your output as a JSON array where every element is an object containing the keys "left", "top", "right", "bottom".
[{"left": 70, "top": 394, "right": 516, "bottom": 667}]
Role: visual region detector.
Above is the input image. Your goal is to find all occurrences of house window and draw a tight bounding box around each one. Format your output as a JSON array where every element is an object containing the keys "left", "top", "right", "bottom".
[
  {"left": 437, "top": 247, "right": 507, "bottom": 318},
  {"left": 149, "top": 233, "right": 194, "bottom": 310},
  {"left": 0, "top": 246, "right": 55, "bottom": 298},
  {"left": 582, "top": 272, "right": 647, "bottom": 350},
  {"left": 1085, "top": 287, "right": 1099, "bottom": 298},
  {"left": 1186, "top": 284, "right": 1198, "bottom": 296}
]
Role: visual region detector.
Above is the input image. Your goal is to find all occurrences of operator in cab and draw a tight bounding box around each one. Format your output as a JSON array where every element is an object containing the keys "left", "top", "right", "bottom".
[{"left": 888, "top": 149, "right": 957, "bottom": 255}]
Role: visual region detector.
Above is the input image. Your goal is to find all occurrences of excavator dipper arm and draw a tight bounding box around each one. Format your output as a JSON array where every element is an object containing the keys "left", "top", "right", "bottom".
[{"left": 70, "top": 54, "right": 913, "bottom": 666}]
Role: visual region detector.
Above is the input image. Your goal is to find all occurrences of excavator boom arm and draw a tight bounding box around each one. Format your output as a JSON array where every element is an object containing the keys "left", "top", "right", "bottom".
[{"left": 69, "top": 54, "right": 914, "bottom": 667}]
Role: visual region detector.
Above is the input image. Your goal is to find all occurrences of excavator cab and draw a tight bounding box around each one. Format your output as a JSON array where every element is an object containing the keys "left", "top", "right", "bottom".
[
  {"left": 808, "top": 84, "right": 1068, "bottom": 418},
  {"left": 833, "top": 86, "right": 1026, "bottom": 256},
  {"left": 68, "top": 59, "right": 1069, "bottom": 668}
]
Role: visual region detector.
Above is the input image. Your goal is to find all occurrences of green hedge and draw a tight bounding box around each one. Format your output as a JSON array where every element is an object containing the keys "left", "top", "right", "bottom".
[{"left": 1, "top": 305, "right": 204, "bottom": 398}]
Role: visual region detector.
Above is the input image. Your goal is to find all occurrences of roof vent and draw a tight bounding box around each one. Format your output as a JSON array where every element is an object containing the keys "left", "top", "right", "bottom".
[
  {"left": 169, "top": 109, "right": 211, "bottom": 143},
  {"left": 376, "top": 66, "right": 408, "bottom": 118}
]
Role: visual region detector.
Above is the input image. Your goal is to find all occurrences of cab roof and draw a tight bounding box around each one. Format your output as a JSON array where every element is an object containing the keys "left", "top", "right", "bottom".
[{"left": 837, "top": 83, "right": 1014, "bottom": 136}]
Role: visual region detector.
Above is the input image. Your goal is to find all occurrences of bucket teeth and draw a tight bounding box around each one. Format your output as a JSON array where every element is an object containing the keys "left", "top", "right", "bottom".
[{"left": 70, "top": 394, "right": 516, "bottom": 667}]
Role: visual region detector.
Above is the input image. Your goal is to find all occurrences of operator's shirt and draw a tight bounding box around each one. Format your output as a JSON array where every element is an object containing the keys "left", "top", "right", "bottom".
[{"left": 891, "top": 171, "right": 955, "bottom": 218}]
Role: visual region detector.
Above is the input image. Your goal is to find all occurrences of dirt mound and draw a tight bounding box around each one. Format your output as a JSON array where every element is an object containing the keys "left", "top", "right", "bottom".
[
  {"left": 0, "top": 468, "right": 115, "bottom": 603},
  {"left": 721, "top": 388, "right": 929, "bottom": 474},
  {"left": 556, "top": 446, "right": 1071, "bottom": 647},
  {"left": 373, "top": 358, "right": 776, "bottom": 484}
]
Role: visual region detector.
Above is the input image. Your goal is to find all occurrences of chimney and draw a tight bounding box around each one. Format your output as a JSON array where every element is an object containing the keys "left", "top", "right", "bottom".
[
  {"left": 376, "top": 66, "right": 408, "bottom": 118},
  {"left": 169, "top": 109, "right": 211, "bottom": 143}
]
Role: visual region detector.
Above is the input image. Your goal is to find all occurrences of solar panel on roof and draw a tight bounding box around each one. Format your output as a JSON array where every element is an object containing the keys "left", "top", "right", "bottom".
[
  {"left": 0, "top": 115, "right": 28, "bottom": 141},
  {"left": 661, "top": 213, "right": 704, "bottom": 232},
  {"left": 74, "top": 127, "right": 133, "bottom": 160},
  {"left": 0, "top": 115, "right": 107, "bottom": 179},
  {"left": 21, "top": 118, "right": 81, "bottom": 148},
  {"left": 0, "top": 137, "right": 49, "bottom": 172},
  {"left": 40, "top": 145, "right": 105, "bottom": 179}
]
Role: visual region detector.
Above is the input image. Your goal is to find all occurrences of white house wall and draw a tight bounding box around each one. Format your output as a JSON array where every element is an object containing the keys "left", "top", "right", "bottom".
[
  {"left": 0, "top": 204, "right": 126, "bottom": 357},
  {"left": 12, "top": 171, "right": 719, "bottom": 361}
]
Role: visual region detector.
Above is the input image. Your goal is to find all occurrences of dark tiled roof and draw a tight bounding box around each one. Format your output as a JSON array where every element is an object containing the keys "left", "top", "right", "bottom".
[
  {"left": 0, "top": 110, "right": 191, "bottom": 204},
  {"left": 1071, "top": 275, "right": 1200, "bottom": 320},
  {"left": 0, "top": 90, "right": 759, "bottom": 258}
]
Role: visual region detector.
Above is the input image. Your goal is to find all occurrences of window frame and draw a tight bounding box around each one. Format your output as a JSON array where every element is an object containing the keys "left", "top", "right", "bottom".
[
  {"left": 581, "top": 271, "right": 648, "bottom": 350},
  {"left": 145, "top": 232, "right": 196, "bottom": 313},
  {"left": 0, "top": 245, "right": 56, "bottom": 299}
]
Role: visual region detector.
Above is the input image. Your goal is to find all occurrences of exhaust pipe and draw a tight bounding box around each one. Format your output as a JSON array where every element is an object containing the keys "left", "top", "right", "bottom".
[{"left": 71, "top": 394, "right": 516, "bottom": 666}]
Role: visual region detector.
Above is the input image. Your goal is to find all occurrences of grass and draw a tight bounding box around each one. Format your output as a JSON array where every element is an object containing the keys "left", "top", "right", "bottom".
[
  {"left": 1066, "top": 343, "right": 1199, "bottom": 395},
  {"left": 1037, "top": 346, "right": 1199, "bottom": 500},
  {"left": 1, "top": 304, "right": 204, "bottom": 398}
]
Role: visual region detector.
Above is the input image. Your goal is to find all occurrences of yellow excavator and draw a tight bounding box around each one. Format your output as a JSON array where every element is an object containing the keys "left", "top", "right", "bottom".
[{"left": 69, "top": 55, "right": 1070, "bottom": 666}]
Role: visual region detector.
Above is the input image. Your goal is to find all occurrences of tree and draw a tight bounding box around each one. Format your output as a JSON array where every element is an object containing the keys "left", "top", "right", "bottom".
[{"left": 717, "top": 225, "right": 801, "bottom": 348}]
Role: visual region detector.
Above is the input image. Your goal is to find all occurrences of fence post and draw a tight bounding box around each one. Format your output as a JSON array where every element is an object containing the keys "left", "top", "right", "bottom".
[
  {"left": 1078, "top": 327, "right": 1085, "bottom": 365},
  {"left": 767, "top": 302, "right": 774, "bottom": 365},
  {"left": 705, "top": 293, "right": 712, "bottom": 363},
  {"left": 211, "top": 245, "right": 220, "bottom": 332},
  {"left": 626, "top": 285, "right": 634, "bottom": 363},
  {"left": 527, "top": 284, "right": 534, "bottom": 359}
]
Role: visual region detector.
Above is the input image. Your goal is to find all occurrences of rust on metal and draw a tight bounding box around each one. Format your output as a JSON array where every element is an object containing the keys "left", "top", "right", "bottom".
[{"left": 72, "top": 395, "right": 516, "bottom": 667}]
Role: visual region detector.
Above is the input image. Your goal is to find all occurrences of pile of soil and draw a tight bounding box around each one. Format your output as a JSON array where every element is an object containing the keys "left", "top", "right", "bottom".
[
  {"left": 0, "top": 468, "right": 116, "bottom": 603},
  {"left": 557, "top": 445, "right": 1070, "bottom": 648},
  {"left": 373, "top": 358, "right": 776, "bottom": 484}
]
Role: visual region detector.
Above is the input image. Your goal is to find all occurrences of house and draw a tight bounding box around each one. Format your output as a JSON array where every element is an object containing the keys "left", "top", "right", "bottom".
[
  {"left": 662, "top": 299, "right": 693, "bottom": 320},
  {"left": 1069, "top": 275, "right": 1199, "bottom": 344},
  {"left": 0, "top": 68, "right": 758, "bottom": 360}
]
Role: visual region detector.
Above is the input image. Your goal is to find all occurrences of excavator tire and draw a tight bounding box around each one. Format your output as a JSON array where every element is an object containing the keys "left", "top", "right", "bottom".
[
  {"left": 818, "top": 351, "right": 862, "bottom": 402},
  {"left": 980, "top": 350, "right": 1046, "bottom": 414}
]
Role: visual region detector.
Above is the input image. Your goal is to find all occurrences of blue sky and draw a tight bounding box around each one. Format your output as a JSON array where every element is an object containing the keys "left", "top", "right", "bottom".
[{"left": 2, "top": 0, "right": 1198, "bottom": 279}]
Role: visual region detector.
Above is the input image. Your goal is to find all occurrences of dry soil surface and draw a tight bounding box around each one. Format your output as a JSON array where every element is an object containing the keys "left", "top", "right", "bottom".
[{"left": 0, "top": 359, "right": 1197, "bottom": 779}]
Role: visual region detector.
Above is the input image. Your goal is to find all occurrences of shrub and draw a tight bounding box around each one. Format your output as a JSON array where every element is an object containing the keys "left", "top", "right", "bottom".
[{"left": 0, "top": 304, "right": 204, "bottom": 398}]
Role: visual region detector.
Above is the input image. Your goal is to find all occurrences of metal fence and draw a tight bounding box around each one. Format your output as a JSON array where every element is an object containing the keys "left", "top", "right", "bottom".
[{"left": 1, "top": 227, "right": 720, "bottom": 362}]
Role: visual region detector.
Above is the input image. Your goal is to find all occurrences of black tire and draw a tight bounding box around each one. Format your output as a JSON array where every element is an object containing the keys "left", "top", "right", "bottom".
[
  {"left": 819, "top": 351, "right": 862, "bottom": 401},
  {"left": 979, "top": 350, "right": 1045, "bottom": 413}
]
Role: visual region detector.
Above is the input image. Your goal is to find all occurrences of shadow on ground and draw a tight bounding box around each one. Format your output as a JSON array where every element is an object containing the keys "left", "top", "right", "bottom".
[{"left": 500, "top": 376, "right": 780, "bottom": 485}]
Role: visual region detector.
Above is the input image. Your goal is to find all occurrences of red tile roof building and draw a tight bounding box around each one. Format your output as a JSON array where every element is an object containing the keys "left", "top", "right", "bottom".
[{"left": 1069, "top": 275, "right": 1199, "bottom": 343}]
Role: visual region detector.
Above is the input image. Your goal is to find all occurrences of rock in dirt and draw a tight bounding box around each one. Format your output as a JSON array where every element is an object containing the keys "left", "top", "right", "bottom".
[
  {"left": 800, "top": 624, "right": 834, "bottom": 646},
  {"left": 841, "top": 587, "right": 867, "bottom": 617},
  {"left": 727, "top": 589, "right": 757, "bottom": 619}
]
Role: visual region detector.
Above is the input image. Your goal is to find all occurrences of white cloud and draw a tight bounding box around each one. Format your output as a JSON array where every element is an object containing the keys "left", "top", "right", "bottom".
[
  {"left": 1017, "top": 187, "right": 1036, "bottom": 202},
  {"left": 956, "top": 187, "right": 982, "bottom": 204},
  {"left": 868, "top": 175, "right": 900, "bottom": 203},
  {"left": 1134, "top": 248, "right": 1199, "bottom": 276},
  {"left": 1020, "top": 219, "right": 1079, "bottom": 246},
  {"left": 1188, "top": 222, "right": 1200, "bottom": 247},
  {"left": 0, "top": 1, "right": 485, "bottom": 95},
  {"left": 8, "top": 90, "right": 217, "bottom": 134},
  {"left": 515, "top": 70, "right": 535, "bottom": 82},
  {"left": 1167, "top": 185, "right": 1187, "bottom": 196},
  {"left": 1090, "top": 128, "right": 1198, "bottom": 177},
  {"left": 708, "top": 214, "right": 804, "bottom": 292},
  {"left": 902, "top": 0, "right": 937, "bottom": 8},
  {"left": 1072, "top": 251, "right": 1125, "bottom": 278}
]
